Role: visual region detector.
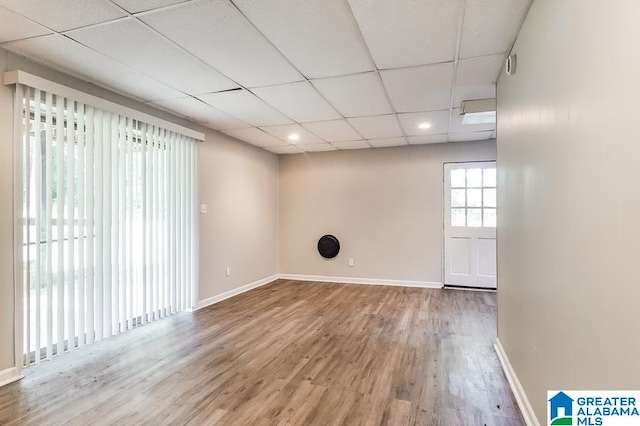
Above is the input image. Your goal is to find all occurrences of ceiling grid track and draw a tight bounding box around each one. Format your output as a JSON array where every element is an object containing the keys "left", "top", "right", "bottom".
[
  {"left": 0, "top": 0, "right": 527, "bottom": 152},
  {"left": 447, "top": 0, "right": 468, "bottom": 141},
  {"left": 345, "top": 0, "right": 404, "bottom": 148}
]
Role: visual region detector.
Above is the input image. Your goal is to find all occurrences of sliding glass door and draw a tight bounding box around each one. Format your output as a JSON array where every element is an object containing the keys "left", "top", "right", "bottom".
[{"left": 16, "top": 84, "right": 199, "bottom": 364}]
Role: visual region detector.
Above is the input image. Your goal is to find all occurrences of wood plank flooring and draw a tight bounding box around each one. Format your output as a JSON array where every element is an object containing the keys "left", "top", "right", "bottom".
[{"left": 0, "top": 279, "right": 524, "bottom": 425}]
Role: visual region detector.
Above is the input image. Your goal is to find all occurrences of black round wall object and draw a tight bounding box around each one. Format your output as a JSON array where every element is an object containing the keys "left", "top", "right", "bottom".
[{"left": 317, "top": 235, "right": 340, "bottom": 259}]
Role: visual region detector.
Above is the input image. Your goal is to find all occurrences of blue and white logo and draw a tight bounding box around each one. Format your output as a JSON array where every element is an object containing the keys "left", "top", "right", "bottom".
[
  {"left": 549, "top": 391, "right": 574, "bottom": 425},
  {"left": 547, "top": 391, "right": 640, "bottom": 426}
]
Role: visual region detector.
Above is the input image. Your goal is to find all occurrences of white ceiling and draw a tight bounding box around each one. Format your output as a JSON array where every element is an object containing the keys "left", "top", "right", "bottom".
[{"left": 0, "top": 0, "right": 532, "bottom": 154}]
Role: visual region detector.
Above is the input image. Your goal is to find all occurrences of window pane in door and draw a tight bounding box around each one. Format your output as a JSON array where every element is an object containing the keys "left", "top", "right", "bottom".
[
  {"left": 451, "top": 208, "right": 466, "bottom": 227},
  {"left": 468, "top": 208, "right": 482, "bottom": 227},
  {"left": 483, "top": 208, "right": 497, "bottom": 227},
  {"left": 451, "top": 169, "right": 465, "bottom": 187},
  {"left": 483, "top": 188, "right": 497, "bottom": 207},
  {"left": 467, "top": 169, "right": 482, "bottom": 187},
  {"left": 467, "top": 189, "right": 482, "bottom": 207},
  {"left": 483, "top": 168, "right": 496, "bottom": 187},
  {"left": 451, "top": 189, "right": 465, "bottom": 207}
]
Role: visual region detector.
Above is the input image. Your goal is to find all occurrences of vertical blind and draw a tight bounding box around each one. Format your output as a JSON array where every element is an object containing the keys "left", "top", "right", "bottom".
[{"left": 14, "top": 82, "right": 199, "bottom": 365}]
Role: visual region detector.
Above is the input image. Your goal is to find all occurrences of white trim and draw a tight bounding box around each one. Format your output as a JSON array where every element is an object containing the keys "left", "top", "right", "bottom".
[
  {"left": 194, "top": 274, "right": 442, "bottom": 311},
  {"left": 278, "top": 274, "right": 443, "bottom": 289},
  {"left": 3, "top": 70, "right": 204, "bottom": 141},
  {"left": 0, "top": 367, "right": 24, "bottom": 388},
  {"left": 194, "top": 275, "right": 279, "bottom": 311},
  {"left": 494, "top": 338, "right": 540, "bottom": 426}
]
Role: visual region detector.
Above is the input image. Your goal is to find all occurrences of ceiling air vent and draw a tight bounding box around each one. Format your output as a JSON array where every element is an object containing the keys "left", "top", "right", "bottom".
[{"left": 460, "top": 98, "right": 497, "bottom": 125}]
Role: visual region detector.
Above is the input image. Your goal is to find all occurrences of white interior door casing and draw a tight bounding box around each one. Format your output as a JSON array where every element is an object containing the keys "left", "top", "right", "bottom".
[{"left": 444, "top": 162, "right": 497, "bottom": 288}]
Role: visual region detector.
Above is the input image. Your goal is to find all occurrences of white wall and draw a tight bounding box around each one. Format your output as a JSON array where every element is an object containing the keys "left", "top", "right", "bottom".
[
  {"left": 279, "top": 141, "right": 496, "bottom": 284},
  {"left": 0, "top": 48, "right": 279, "bottom": 372},
  {"left": 198, "top": 131, "right": 278, "bottom": 302},
  {"left": 497, "top": 0, "right": 640, "bottom": 422}
]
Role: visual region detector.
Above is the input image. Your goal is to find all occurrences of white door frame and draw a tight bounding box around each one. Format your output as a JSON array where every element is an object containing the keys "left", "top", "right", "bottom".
[{"left": 442, "top": 161, "right": 497, "bottom": 289}]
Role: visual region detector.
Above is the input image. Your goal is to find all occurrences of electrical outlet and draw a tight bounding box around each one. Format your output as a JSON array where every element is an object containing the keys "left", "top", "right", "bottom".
[
  {"left": 349, "top": 258, "right": 354, "bottom": 267},
  {"left": 226, "top": 266, "right": 231, "bottom": 277},
  {"left": 200, "top": 204, "right": 207, "bottom": 214}
]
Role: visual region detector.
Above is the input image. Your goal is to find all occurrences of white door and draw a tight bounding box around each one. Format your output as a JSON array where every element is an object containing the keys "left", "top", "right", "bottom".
[{"left": 444, "top": 162, "right": 497, "bottom": 288}]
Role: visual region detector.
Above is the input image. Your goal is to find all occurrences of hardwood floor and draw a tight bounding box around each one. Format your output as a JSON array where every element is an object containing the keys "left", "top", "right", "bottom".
[{"left": 0, "top": 279, "right": 523, "bottom": 425}]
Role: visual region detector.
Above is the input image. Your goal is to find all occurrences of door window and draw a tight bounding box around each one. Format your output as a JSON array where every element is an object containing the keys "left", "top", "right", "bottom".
[{"left": 450, "top": 167, "right": 496, "bottom": 228}]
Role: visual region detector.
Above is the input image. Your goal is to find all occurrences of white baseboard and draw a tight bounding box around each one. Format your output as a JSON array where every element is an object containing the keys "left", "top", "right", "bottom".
[
  {"left": 494, "top": 338, "right": 539, "bottom": 426},
  {"left": 195, "top": 273, "right": 442, "bottom": 311},
  {"left": 0, "top": 366, "right": 23, "bottom": 388},
  {"left": 278, "top": 274, "right": 443, "bottom": 289},
  {"left": 195, "top": 274, "right": 279, "bottom": 310}
]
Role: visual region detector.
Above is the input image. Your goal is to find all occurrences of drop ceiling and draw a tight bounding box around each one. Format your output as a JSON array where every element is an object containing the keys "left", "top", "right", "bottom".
[{"left": 0, "top": 0, "right": 531, "bottom": 154}]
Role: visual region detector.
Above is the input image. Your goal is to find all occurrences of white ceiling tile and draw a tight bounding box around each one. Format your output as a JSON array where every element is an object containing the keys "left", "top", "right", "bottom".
[
  {"left": 448, "top": 131, "right": 495, "bottom": 142},
  {"left": 198, "top": 90, "right": 293, "bottom": 127},
  {"left": 312, "top": 73, "right": 392, "bottom": 117},
  {"left": 2, "top": 34, "right": 184, "bottom": 102},
  {"left": 332, "top": 140, "right": 371, "bottom": 150},
  {"left": 151, "top": 97, "right": 247, "bottom": 130},
  {"left": 408, "top": 134, "right": 448, "bottom": 145},
  {"left": 381, "top": 62, "right": 454, "bottom": 113},
  {"left": 456, "top": 54, "right": 504, "bottom": 86},
  {"left": 233, "top": 0, "right": 373, "bottom": 78},
  {"left": 347, "top": 115, "right": 403, "bottom": 139},
  {"left": 222, "top": 128, "right": 288, "bottom": 147},
  {"left": 252, "top": 82, "right": 340, "bottom": 123},
  {"left": 348, "top": 0, "right": 463, "bottom": 69},
  {"left": 299, "top": 143, "right": 338, "bottom": 152},
  {"left": 460, "top": 0, "right": 531, "bottom": 58},
  {"left": 397, "top": 110, "right": 450, "bottom": 136},
  {"left": 453, "top": 54, "right": 503, "bottom": 106},
  {"left": 265, "top": 145, "right": 304, "bottom": 154},
  {"left": 452, "top": 85, "right": 495, "bottom": 109},
  {"left": 66, "top": 18, "right": 237, "bottom": 95},
  {"left": 111, "top": 0, "right": 189, "bottom": 13},
  {"left": 260, "top": 124, "right": 325, "bottom": 145},
  {"left": 0, "top": 0, "right": 126, "bottom": 32},
  {"left": 367, "top": 137, "right": 407, "bottom": 148},
  {"left": 0, "top": 6, "right": 51, "bottom": 42},
  {"left": 301, "top": 120, "right": 361, "bottom": 142},
  {"left": 456, "top": 85, "right": 497, "bottom": 109},
  {"left": 449, "top": 108, "right": 495, "bottom": 133},
  {"left": 140, "top": 0, "right": 303, "bottom": 87}
]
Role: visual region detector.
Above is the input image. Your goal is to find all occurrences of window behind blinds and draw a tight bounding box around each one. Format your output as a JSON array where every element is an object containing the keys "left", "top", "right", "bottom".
[{"left": 13, "top": 80, "right": 199, "bottom": 365}]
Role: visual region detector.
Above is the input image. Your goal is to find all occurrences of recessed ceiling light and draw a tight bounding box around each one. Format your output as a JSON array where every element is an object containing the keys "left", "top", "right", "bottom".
[
  {"left": 288, "top": 133, "right": 300, "bottom": 141},
  {"left": 418, "top": 122, "right": 432, "bottom": 129}
]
